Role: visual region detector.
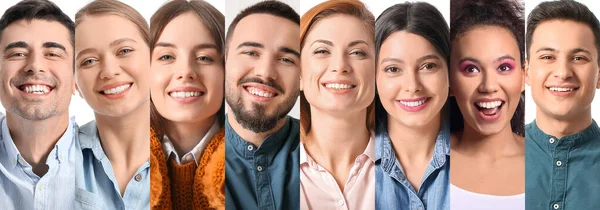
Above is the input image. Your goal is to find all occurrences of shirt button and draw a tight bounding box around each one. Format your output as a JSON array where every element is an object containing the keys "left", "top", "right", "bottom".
[
  {"left": 338, "top": 200, "right": 345, "bottom": 206},
  {"left": 134, "top": 174, "right": 142, "bottom": 182},
  {"left": 183, "top": 155, "right": 193, "bottom": 163},
  {"left": 247, "top": 145, "right": 254, "bottom": 151},
  {"left": 553, "top": 203, "right": 559, "bottom": 209},
  {"left": 556, "top": 160, "right": 562, "bottom": 167},
  {"left": 549, "top": 138, "right": 555, "bottom": 144},
  {"left": 257, "top": 166, "right": 263, "bottom": 172}
]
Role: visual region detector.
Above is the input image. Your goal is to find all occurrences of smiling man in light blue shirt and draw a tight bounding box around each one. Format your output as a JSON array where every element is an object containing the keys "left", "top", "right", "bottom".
[{"left": 0, "top": 0, "right": 78, "bottom": 209}]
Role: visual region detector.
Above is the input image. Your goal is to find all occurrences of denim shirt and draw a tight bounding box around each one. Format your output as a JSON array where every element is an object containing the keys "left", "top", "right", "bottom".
[
  {"left": 526, "top": 120, "right": 600, "bottom": 210},
  {"left": 0, "top": 115, "right": 79, "bottom": 210},
  {"left": 225, "top": 115, "right": 300, "bottom": 210},
  {"left": 375, "top": 118, "right": 450, "bottom": 210},
  {"left": 75, "top": 121, "right": 150, "bottom": 210}
]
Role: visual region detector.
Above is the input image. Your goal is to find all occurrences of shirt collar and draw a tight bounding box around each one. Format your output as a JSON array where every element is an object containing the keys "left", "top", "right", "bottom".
[
  {"left": 225, "top": 114, "right": 292, "bottom": 159},
  {"left": 79, "top": 120, "right": 107, "bottom": 161},
  {"left": 529, "top": 119, "right": 600, "bottom": 147},
  {"left": 300, "top": 137, "right": 375, "bottom": 168},
  {"left": 161, "top": 119, "right": 221, "bottom": 166},
  {"left": 1, "top": 115, "right": 77, "bottom": 167}
]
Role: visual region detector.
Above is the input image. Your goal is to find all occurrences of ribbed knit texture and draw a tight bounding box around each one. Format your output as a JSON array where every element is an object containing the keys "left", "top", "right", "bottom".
[{"left": 150, "top": 127, "right": 225, "bottom": 210}]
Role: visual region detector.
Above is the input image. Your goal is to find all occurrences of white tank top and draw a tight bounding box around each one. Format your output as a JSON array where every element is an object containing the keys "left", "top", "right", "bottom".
[{"left": 450, "top": 184, "right": 524, "bottom": 210}]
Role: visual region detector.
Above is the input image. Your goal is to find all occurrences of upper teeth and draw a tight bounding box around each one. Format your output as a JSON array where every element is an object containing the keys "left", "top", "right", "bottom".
[
  {"left": 169, "top": 91, "right": 202, "bottom": 98},
  {"left": 247, "top": 87, "right": 274, "bottom": 98},
  {"left": 477, "top": 101, "right": 502, "bottom": 109},
  {"left": 24, "top": 85, "right": 50, "bottom": 94},
  {"left": 325, "top": 83, "right": 353, "bottom": 89},
  {"left": 103, "top": 84, "right": 131, "bottom": 95},
  {"left": 400, "top": 99, "right": 426, "bottom": 107},
  {"left": 549, "top": 87, "right": 574, "bottom": 92}
]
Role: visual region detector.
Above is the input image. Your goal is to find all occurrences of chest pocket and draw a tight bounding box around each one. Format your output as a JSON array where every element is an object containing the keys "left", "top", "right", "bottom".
[{"left": 74, "top": 187, "right": 104, "bottom": 210}]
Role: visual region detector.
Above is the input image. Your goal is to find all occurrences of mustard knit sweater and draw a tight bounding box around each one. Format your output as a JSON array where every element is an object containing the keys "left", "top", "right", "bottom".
[{"left": 150, "top": 128, "right": 225, "bottom": 210}]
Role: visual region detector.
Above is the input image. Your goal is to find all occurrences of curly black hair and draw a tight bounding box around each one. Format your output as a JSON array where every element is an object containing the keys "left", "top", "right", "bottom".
[{"left": 449, "top": 0, "right": 525, "bottom": 136}]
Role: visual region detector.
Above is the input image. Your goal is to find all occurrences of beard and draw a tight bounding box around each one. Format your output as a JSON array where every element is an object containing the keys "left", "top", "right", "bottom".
[
  {"left": 5, "top": 72, "right": 62, "bottom": 121},
  {"left": 225, "top": 76, "right": 298, "bottom": 133}
]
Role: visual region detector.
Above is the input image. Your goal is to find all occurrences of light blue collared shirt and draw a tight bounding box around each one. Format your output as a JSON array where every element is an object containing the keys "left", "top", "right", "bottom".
[
  {"left": 75, "top": 121, "right": 150, "bottom": 210},
  {"left": 0, "top": 115, "right": 79, "bottom": 210}
]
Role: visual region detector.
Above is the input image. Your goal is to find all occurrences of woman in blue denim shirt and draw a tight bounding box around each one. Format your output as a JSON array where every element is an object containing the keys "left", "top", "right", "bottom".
[
  {"left": 448, "top": 0, "right": 525, "bottom": 209},
  {"left": 374, "top": 2, "right": 451, "bottom": 210}
]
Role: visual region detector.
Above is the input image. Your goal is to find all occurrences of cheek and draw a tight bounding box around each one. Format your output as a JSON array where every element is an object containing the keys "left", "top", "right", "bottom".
[
  {"left": 376, "top": 77, "right": 400, "bottom": 99},
  {"left": 425, "top": 73, "right": 450, "bottom": 98},
  {"left": 204, "top": 68, "right": 225, "bottom": 97},
  {"left": 75, "top": 70, "right": 97, "bottom": 94}
]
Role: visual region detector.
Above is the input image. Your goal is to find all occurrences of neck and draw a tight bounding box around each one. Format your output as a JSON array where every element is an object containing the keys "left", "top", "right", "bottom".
[
  {"left": 388, "top": 114, "right": 440, "bottom": 163},
  {"left": 304, "top": 108, "right": 369, "bottom": 167},
  {"left": 227, "top": 113, "right": 287, "bottom": 146},
  {"left": 536, "top": 107, "right": 593, "bottom": 139},
  {"left": 164, "top": 115, "right": 216, "bottom": 155},
  {"left": 455, "top": 121, "right": 521, "bottom": 159},
  {"left": 95, "top": 101, "right": 150, "bottom": 167},
  {"left": 6, "top": 113, "right": 70, "bottom": 176}
]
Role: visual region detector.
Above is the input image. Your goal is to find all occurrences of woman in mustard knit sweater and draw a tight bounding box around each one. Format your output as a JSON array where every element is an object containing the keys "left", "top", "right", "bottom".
[{"left": 148, "top": 1, "right": 225, "bottom": 209}]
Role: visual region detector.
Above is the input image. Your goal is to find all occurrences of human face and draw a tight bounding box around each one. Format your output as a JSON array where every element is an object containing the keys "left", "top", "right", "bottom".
[
  {"left": 75, "top": 15, "right": 150, "bottom": 117},
  {"left": 0, "top": 20, "right": 74, "bottom": 121},
  {"left": 450, "top": 26, "right": 524, "bottom": 135},
  {"left": 377, "top": 31, "right": 448, "bottom": 127},
  {"left": 526, "top": 20, "right": 600, "bottom": 121},
  {"left": 151, "top": 12, "right": 224, "bottom": 124},
  {"left": 301, "top": 15, "right": 374, "bottom": 115},
  {"left": 225, "top": 14, "right": 300, "bottom": 133}
]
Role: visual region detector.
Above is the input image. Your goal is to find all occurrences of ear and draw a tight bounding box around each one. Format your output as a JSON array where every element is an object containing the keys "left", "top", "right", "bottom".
[
  {"left": 596, "top": 65, "right": 600, "bottom": 89},
  {"left": 525, "top": 59, "right": 531, "bottom": 88}
]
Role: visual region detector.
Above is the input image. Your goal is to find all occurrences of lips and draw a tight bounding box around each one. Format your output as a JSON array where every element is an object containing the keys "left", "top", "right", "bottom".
[
  {"left": 18, "top": 84, "right": 53, "bottom": 95},
  {"left": 474, "top": 99, "right": 504, "bottom": 121},
  {"left": 397, "top": 97, "right": 430, "bottom": 112}
]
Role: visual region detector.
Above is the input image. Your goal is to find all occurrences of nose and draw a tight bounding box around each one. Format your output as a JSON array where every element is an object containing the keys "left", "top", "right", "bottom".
[
  {"left": 477, "top": 69, "right": 499, "bottom": 93},
  {"left": 329, "top": 51, "right": 351, "bottom": 74},
  {"left": 25, "top": 51, "right": 47, "bottom": 74},
  {"left": 99, "top": 55, "right": 122, "bottom": 80},
  {"left": 253, "top": 53, "right": 277, "bottom": 80},
  {"left": 174, "top": 56, "right": 198, "bottom": 81},
  {"left": 552, "top": 57, "right": 574, "bottom": 80},
  {"left": 402, "top": 71, "right": 423, "bottom": 93}
]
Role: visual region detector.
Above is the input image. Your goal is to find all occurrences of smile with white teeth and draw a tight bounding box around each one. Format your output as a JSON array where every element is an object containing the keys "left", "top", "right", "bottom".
[
  {"left": 400, "top": 99, "right": 427, "bottom": 107},
  {"left": 22, "top": 84, "right": 50, "bottom": 94},
  {"left": 548, "top": 87, "right": 575, "bottom": 92},
  {"left": 476, "top": 101, "right": 503, "bottom": 109},
  {"left": 324, "top": 83, "right": 354, "bottom": 90},
  {"left": 102, "top": 84, "right": 131, "bottom": 95},
  {"left": 247, "top": 87, "right": 275, "bottom": 98},
  {"left": 169, "top": 91, "right": 203, "bottom": 98}
]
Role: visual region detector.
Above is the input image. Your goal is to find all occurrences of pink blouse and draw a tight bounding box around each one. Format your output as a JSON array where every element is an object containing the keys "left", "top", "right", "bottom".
[{"left": 300, "top": 139, "right": 375, "bottom": 210}]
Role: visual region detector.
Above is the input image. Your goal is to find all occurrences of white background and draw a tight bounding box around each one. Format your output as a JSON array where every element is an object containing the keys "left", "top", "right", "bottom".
[
  {"left": 225, "top": 0, "right": 300, "bottom": 119},
  {"left": 525, "top": 0, "right": 600, "bottom": 123},
  {"left": 0, "top": 0, "right": 224, "bottom": 125}
]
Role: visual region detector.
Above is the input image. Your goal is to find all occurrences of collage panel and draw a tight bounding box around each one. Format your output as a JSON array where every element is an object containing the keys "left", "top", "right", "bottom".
[
  {"left": 223, "top": 0, "right": 301, "bottom": 210},
  {"left": 449, "top": 0, "right": 526, "bottom": 209},
  {"left": 148, "top": 0, "right": 225, "bottom": 210},
  {"left": 373, "top": 1, "right": 450, "bottom": 210},
  {"left": 524, "top": 0, "right": 600, "bottom": 209}
]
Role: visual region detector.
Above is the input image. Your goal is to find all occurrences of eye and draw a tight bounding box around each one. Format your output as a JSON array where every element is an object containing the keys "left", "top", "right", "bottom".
[
  {"left": 197, "top": 56, "right": 214, "bottom": 62},
  {"left": 498, "top": 64, "right": 513, "bottom": 72},
  {"left": 118, "top": 48, "right": 133, "bottom": 55},
  {"left": 350, "top": 50, "right": 367, "bottom": 57},
  {"left": 420, "top": 63, "right": 438, "bottom": 70},
  {"left": 280, "top": 57, "right": 295, "bottom": 64},
  {"left": 47, "top": 52, "right": 60, "bottom": 57},
  {"left": 573, "top": 55, "right": 588, "bottom": 61},
  {"left": 314, "top": 49, "right": 329, "bottom": 55},
  {"left": 158, "top": 55, "right": 174, "bottom": 61},
  {"left": 9, "top": 52, "right": 26, "bottom": 58},
  {"left": 243, "top": 51, "right": 258, "bottom": 56},
  {"left": 540, "top": 55, "right": 554, "bottom": 60},
  {"left": 464, "top": 65, "right": 480, "bottom": 73},
  {"left": 81, "top": 58, "right": 98, "bottom": 67},
  {"left": 384, "top": 66, "right": 400, "bottom": 73}
]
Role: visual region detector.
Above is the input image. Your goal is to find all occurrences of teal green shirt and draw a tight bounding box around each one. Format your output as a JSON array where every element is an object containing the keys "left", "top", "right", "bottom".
[{"left": 526, "top": 120, "right": 600, "bottom": 210}]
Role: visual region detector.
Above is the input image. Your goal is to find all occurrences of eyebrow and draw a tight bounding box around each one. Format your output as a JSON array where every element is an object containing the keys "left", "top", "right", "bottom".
[
  {"left": 4, "top": 41, "right": 28, "bottom": 52},
  {"left": 570, "top": 47, "right": 591, "bottom": 55},
  {"left": 536, "top": 47, "right": 557, "bottom": 53},
  {"left": 279, "top": 46, "right": 300, "bottom": 58},
  {"left": 380, "top": 54, "right": 441, "bottom": 65},
  {"left": 496, "top": 55, "right": 515, "bottom": 62},
  {"left": 43, "top": 42, "right": 67, "bottom": 53},
  {"left": 155, "top": 42, "right": 218, "bottom": 51},
  {"left": 311, "top": 39, "right": 333, "bottom": 47},
  {"left": 236, "top": 41, "right": 263, "bottom": 49},
  {"left": 110, "top": 38, "right": 137, "bottom": 47},
  {"left": 459, "top": 57, "right": 481, "bottom": 65},
  {"left": 348, "top": 40, "right": 368, "bottom": 47}
]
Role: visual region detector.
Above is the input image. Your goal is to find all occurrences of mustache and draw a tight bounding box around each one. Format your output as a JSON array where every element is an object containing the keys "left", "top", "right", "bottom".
[
  {"left": 238, "top": 77, "right": 284, "bottom": 94},
  {"left": 11, "top": 72, "right": 58, "bottom": 87}
]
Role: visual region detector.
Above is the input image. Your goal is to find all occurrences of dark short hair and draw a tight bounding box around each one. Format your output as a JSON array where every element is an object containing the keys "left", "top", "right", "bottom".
[
  {"left": 0, "top": 0, "right": 74, "bottom": 48},
  {"left": 225, "top": 0, "right": 299, "bottom": 52},
  {"left": 374, "top": 2, "right": 450, "bottom": 134},
  {"left": 526, "top": 0, "right": 600, "bottom": 63},
  {"left": 449, "top": 0, "right": 525, "bottom": 136}
]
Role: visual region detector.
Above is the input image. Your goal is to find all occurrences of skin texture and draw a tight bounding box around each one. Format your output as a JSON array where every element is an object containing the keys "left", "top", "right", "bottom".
[
  {"left": 377, "top": 31, "right": 448, "bottom": 191},
  {"left": 151, "top": 12, "right": 224, "bottom": 155},
  {"left": 225, "top": 14, "right": 300, "bottom": 146},
  {"left": 75, "top": 14, "right": 150, "bottom": 195},
  {"left": 0, "top": 19, "right": 74, "bottom": 176},
  {"left": 526, "top": 20, "right": 600, "bottom": 138},
  {"left": 301, "top": 15, "right": 373, "bottom": 191},
  {"left": 450, "top": 26, "right": 525, "bottom": 196}
]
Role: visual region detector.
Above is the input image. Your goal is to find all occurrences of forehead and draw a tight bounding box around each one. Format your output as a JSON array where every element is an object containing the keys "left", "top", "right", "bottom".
[
  {"left": 531, "top": 20, "right": 597, "bottom": 53},
  {"left": 157, "top": 12, "right": 214, "bottom": 45},
  {"left": 1, "top": 19, "right": 72, "bottom": 52},
  {"left": 229, "top": 13, "right": 299, "bottom": 48},
  {"left": 75, "top": 14, "right": 145, "bottom": 48},
  {"left": 380, "top": 31, "right": 438, "bottom": 59},
  {"left": 305, "top": 14, "right": 373, "bottom": 46},
  {"left": 453, "top": 26, "right": 520, "bottom": 58}
]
